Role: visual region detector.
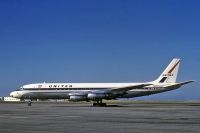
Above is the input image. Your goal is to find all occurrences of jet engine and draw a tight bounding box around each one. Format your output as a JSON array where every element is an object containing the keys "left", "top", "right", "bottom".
[
  {"left": 68, "top": 93, "right": 87, "bottom": 101},
  {"left": 87, "top": 93, "right": 106, "bottom": 100},
  {"left": 69, "top": 95, "right": 87, "bottom": 101}
]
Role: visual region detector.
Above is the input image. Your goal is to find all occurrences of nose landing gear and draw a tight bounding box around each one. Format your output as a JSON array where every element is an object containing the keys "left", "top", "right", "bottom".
[
  {"left": 28, "top": 100, "right": 32, "bottom": 106},
  {"left": 27, "top": 96, "right": 32, "bottom": 106}
]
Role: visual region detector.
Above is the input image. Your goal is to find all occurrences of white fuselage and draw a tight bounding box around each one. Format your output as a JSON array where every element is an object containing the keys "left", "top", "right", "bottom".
[{"left": 10, "top": 82, "right": 172, "bottom": 100}]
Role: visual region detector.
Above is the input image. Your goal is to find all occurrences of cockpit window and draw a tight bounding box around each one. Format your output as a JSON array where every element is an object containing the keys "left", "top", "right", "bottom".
[{"left": 15, "top": 87, "right": 24, "bottom": 91}]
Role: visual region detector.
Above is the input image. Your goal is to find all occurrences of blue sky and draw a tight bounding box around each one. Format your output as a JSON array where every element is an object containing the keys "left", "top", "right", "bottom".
[{"left": 0, "top": 0, "right": 199, "bottom": 99}]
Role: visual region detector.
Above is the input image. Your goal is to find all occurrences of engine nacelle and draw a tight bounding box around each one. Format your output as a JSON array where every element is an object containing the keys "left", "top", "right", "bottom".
[
  {"left": 69, "top": 95, "right": 87, "bottom": 102},
  {"left": 87, "top": 93, "right": 106, "bottom": 100}
]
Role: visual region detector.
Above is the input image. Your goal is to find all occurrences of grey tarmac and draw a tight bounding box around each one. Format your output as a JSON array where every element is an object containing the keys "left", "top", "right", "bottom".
[{"left": 0, "top": 101, "right": 200, "bottom": 133}]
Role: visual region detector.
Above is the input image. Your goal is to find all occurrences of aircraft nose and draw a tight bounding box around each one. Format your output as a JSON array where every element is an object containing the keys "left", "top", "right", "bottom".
[
  {"left": 10, "top": 92, "right": 14, "bottom": 97},
  {"left": 10, "top": 91, "right": 18, "bottom": 98}
]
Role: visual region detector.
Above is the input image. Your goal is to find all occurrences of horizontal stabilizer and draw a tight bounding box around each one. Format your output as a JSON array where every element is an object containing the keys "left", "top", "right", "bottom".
[
  {"left": 165, "top": 80, "right": 195, "bottom": 88},
  {"left": 178, "top": 80, "right": 195, "bottom": 86}
]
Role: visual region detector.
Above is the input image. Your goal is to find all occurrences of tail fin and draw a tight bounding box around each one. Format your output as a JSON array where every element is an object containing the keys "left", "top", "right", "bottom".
[{"left": 154, "top": 58, "right": 180, "bottom": 83}]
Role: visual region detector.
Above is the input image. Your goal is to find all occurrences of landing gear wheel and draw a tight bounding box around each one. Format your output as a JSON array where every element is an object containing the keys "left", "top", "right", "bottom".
[{"left": 28, "top": 101, "right": 32, "bottom": 106}]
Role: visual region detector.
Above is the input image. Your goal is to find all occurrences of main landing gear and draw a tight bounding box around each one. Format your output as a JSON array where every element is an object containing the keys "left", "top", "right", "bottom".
[{"left": 93, "top": 99, "right": 107, "bottom": 107}]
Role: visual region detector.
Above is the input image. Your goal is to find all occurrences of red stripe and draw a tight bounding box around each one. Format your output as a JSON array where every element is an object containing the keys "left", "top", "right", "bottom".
[{"left": 168, "top": 61, "right": 180, "bottom": 73}]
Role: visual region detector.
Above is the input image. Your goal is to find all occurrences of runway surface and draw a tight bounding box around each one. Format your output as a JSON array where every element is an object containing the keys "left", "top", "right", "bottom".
[{"left": 0, "top": 101, "right": 200, "bottom": 133}]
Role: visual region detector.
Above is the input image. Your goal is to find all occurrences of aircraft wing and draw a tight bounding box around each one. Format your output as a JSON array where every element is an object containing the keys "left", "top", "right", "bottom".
[{"left": 110, "top": 83, "right": 152, "bottom": 92}]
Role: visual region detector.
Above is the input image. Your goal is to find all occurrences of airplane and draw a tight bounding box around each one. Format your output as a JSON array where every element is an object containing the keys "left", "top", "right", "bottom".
[{"left": 10, "top": 58, "right": 194, "bottom": 106}]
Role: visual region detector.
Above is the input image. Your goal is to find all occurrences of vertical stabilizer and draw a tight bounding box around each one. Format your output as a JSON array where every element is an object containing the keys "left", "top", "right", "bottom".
[{"left": 155, "top": 58, "right": 180, "bottom": 83}]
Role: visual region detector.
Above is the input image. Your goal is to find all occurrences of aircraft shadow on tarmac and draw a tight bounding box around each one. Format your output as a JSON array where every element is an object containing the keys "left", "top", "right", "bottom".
[{"left": 54, "top": 104, "right": 127, "bottom": 108}]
